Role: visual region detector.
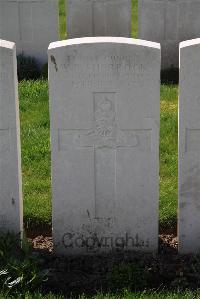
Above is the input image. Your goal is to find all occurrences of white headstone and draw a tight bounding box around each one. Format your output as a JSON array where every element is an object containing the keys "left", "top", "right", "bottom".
[
  {"left": 0, "top": 0, "right": 59, "bottom": 66},
  {"left": 138, "top": 0, "right": 200, "bottom": 70},
  {"left": 0, "top": 40, "right": 22, "bottom": 235},
  {"left": 66, "top": 0, "right": 132, "bottom": 38},
  {"left": 179, "top": 38, "right": 200, "bottom": 253},
  {"left": 49, "top": 37, "right": 160, "bottom": 255}
]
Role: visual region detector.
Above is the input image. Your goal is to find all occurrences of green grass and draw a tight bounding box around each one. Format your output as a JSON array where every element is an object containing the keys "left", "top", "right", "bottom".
[
  {"left": 1, "top": 291, "right": 200, "bottom": 299},
  {"left": 0, "top": 2, "right": 182, "bottom": 298},
  {"left": 19, "top": 82, "right": 178, "bottom": 231},
  {"left": 132, "top": 0, "right": 138, "bottom": 38},
  {"left": 59, "top": 0, "right": 66, "bottom": 40},
  {"left": 19, "top": 81, "right": 51, "bottom": 229},
  {"left": 19, "top": 1, "right": 178, "bottom": 231},
  {"left": 160, "top": 85, "right": 178, "bottom": 230}
]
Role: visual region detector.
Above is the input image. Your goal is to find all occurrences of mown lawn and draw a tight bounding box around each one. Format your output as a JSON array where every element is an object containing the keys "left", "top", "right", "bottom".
[
  {"left": 59, "top": 0, "right": 66, "bottom": 40},
  {"left": 20, "top": 0, "right": 178, "bottom": 232},
  {"left": 2, "top": 1, "right": 181, "bottom": 298},
  {"left": 1, "top": 291, "right": 200, "bottom": 299},
  {"left": 20, "top": 81, "right": 51, "bottom": 229},
  {"left": 20, "top": 82, "right": 178, "bottom": 231}
]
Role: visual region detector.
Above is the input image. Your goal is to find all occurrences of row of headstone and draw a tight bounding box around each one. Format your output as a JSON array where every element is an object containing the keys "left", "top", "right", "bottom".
[
  {"left": 66, "top": 0, "right": 132, "bottom": 38},
  {"left": 0, "top": 0, "right": 59, "bottom": 66},
  {"left": 1, "top": 0, "right": 200, "bottom": 70},
  {"left": 138, "top": 0, "right": 200, "bottom": 69},
  {"left": 0, "top": 40, "right": 22, "bottom": 236},
  {"left": 1, "top": 36, "right": 200, "bottom": 255},
  {"left": 0, "top": 0, "right": 132, "bottom": 66}
]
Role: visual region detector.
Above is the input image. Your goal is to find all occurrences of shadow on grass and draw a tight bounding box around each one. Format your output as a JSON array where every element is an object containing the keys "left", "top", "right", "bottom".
[
  {"left": 36, "top": 242, "right": 200, "bottom": 298},
  {"left": 24, "top": 216, "right": 52, "bottom": 238},
  {"left": 27, "top": 233, "right": 200, "bottom": 298},
  {"left": 2, "top": 231, "right": 200, "bottom": 298}
]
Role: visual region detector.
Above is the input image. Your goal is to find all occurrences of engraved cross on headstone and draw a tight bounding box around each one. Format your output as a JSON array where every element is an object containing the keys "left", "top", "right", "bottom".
[{"left": 58, "top": 92, "right": 152, "bottom": 219}]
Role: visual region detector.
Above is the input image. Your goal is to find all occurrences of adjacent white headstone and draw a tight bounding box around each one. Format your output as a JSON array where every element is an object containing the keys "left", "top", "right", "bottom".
[
  {"left": 179, "top": 38, "right": 200, "bottom": 253},
  {"left": 49, "top": 37, "right": 160, "bottom": 255},
  {"left": 138, "top": 0, "right": 200, "bottom": 70},
  {"left": 0, "top": 0, "right": 59, "bottom": 65},
  {"left": 0, "top": 40, "right": 22, "bottom": 235},
  {"left": 66, "top": 0, "right": 132, "bottom": 38}
]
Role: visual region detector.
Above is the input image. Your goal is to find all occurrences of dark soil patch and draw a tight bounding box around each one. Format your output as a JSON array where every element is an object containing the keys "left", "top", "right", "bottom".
[
  {"left": 26, "top": 233, "right": 200, "bottom": 296},
  {"left": 28, "top": 234, "right": 178, "bottom": 254}
]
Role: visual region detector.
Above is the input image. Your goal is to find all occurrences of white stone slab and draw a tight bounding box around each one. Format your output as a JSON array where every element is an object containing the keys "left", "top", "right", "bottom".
[
  {"left": 66, "top": 0, "right": 132, "bottom": 38},
  {"left": 0, "top": 39, "right": 22, "bottom": 235},
  {"left": 179, "top": 38, "right": 200, "bottom": 253},
  {"left": 49, "top": 37, "right": 160, "bottom": 255},
  {"left": 138, "top": 0, "right": 200, "bottom": 70},
  {"left": 0, "top": 0, "right": 59, "bottom": 65}
]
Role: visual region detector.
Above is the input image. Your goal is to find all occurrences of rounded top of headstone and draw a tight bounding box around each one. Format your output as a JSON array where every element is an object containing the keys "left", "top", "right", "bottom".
[
  {"left": 180, "top": 38, "right": 200, "bottom": 49},
  {"left": 0, "top": 39, "right": 15, "bottom": 50},
  {"left": 49, "top": 37, "right": 160, "bottom": 51}
]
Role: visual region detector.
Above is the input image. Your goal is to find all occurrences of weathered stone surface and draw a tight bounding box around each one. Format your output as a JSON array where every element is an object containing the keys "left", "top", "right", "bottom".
[
  {"left": 138, "top": 0, "right": 200, "bottom": 70},
  {"left": 179, "top": 38, "right": 200, "bottom": 253},
  {"left": 0, "top": 0, "right": 59, "bottom": 65},
  {"left": 48, "top": 37, "right": 160, "bottom": 255},
  {"left": 0, "top": 39, "right": 22, "bottom": 234},
  {"left": 66, "top": 0, "right": 132, "bottom": 38}
]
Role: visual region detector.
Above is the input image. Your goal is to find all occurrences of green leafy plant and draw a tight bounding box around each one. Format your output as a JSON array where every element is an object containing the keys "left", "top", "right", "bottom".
[{"left": 0, "top": 232, "right": 48, "bottom": 295}]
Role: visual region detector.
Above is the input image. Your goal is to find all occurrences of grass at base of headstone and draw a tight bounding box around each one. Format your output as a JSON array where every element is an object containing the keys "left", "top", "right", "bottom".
[
  {"left": 19, "top": 80, "right": 51, "bottom": 232},
  {"left": 0, "top": 232, "right": 48, "bottom": 295},
  {"left": 1, "top": 291, "right": 200, "bottom": 299},
  {"left": 19, "top": 80, "right": 178, "bottom": 233},
  {"left": 160, "top": 85, "right": 178, "bottom": 231}
]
